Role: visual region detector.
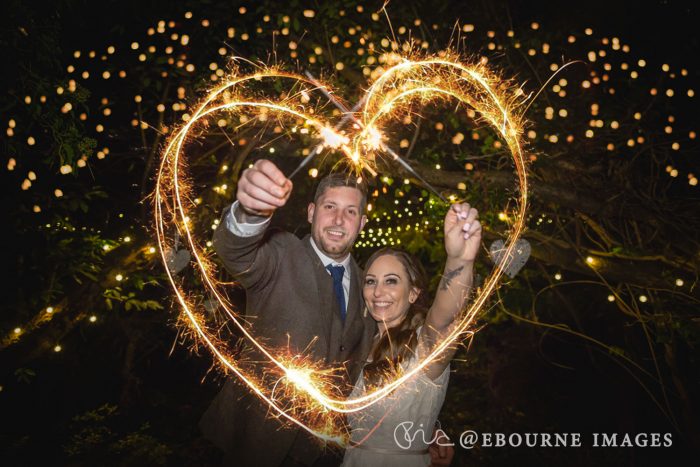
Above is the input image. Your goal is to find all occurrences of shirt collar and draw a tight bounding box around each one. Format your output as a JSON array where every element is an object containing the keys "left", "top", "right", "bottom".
[{"left": 309, "top": 237, "right": 351, "bottom": 270}]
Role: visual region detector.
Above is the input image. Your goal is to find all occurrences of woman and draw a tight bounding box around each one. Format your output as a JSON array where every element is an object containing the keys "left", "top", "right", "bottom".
[{"left": 341, "top": 202, "right": 481, "bottom": 467}]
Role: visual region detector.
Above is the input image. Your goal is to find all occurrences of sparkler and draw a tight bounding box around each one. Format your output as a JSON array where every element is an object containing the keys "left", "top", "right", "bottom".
[
  {"left": 154, "top": 51, "right": 530, "bottom": 443},
  {"left": 287, "top": 97, "right": 366, "bottom": 179},
  {"left": 304, "top": 71, "right": 449, "bottom": 202}
]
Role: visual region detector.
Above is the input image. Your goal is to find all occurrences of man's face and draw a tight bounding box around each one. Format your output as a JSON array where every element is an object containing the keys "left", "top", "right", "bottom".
[{"left": 307, "top": 186, "right": 367, "bottom": 261}]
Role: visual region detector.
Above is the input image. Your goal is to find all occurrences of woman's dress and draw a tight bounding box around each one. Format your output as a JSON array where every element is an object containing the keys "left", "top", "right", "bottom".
[{"left": 341, "top": 328, "right": 450, "bottom": 467}]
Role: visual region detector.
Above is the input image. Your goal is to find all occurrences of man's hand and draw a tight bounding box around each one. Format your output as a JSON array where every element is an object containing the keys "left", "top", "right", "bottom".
[
  {"left": 428, "top": 428, "right": 455, "bottom": 466},
  {"left": 237, "top": 159, "right": 293, "bottom": 217}
]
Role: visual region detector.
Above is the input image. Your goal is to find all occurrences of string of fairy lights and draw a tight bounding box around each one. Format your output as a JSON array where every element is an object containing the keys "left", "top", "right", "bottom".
[{"left": 3, "top": 5, "right": 696, "bottom": 386}]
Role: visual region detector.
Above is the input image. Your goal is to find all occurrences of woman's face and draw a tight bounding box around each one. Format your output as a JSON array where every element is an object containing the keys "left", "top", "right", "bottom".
[{"left": 363, "top": 255, "right": 420, "bottom": 330}]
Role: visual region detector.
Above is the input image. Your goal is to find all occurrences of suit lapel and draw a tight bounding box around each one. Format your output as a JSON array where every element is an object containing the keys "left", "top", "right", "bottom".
[
  {"left": 342, "top": 258, "right": 362, "bottom": 334},
  {"left": 301, "top": 236, "right": 337, "bottom": 358}
]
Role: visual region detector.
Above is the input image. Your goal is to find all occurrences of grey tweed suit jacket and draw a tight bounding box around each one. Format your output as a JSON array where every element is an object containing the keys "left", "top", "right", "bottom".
[{"left": 200, "top": 210, "right": 376, "bottom": 466}]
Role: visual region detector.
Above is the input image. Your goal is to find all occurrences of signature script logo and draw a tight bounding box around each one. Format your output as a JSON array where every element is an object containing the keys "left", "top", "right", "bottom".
[{"left": 393, "top": 421, "right": 455, "bottom": 450}]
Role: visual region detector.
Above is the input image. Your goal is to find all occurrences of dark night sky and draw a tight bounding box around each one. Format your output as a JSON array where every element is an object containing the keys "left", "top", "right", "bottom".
[
  {"left": 522, "top": 0, "right": 699, "bottom": 65},
  {"left": 54, "top": 0, "right": 700, "bottom": 80}
]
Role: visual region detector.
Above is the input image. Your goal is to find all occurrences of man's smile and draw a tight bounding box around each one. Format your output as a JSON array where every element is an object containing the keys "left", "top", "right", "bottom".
[{"left": 325, "top": 229, "right": 346, "bottom": 239}]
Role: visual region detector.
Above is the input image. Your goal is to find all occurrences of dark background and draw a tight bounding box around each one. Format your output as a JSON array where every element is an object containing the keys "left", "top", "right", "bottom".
[{"left": 2, "top": 1, "right": 698, "bottom": 466}]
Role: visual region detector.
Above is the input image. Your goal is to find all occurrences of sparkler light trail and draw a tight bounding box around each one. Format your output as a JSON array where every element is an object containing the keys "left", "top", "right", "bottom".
[
  {"left": 287, "top": 97, "right": 367, "bottom": 179},
  {"left": 154, "top": 51, "right": 530, "bottom": 444},
  {"left": 304, "top": 71, "right": 448, "bottom": 202}
]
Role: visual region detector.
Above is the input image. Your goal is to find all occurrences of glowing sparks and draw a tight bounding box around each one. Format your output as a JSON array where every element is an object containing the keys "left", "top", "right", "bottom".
[
  {"left": 363, "top": 126, "right": 385, "bottom": 151},
  {"left": 319, "top": 126, "right": 349, "bottom": 149},
  {"left": 154, "top": 52, "right": 529, "bottom": 443}
]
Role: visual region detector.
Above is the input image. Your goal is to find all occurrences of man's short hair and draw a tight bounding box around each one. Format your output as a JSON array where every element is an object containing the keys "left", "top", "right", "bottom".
[{"left": 313, "top": 173, "right": 368, "bottom": 213}]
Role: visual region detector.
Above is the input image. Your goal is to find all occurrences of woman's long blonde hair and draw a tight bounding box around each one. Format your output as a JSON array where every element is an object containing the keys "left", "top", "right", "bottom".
[{"left": 362, "top": 248, "right": 429, "bottom": 387}]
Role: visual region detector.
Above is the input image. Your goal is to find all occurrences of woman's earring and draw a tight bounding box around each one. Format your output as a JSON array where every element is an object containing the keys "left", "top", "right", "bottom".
[{"left": 363, "top": 305, "right": 368, "bottom": 318}]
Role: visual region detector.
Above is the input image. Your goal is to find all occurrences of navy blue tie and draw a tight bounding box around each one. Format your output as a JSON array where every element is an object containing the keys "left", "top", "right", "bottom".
[{"left": 326, "top": 264, "right": 346, "bottom": 322}]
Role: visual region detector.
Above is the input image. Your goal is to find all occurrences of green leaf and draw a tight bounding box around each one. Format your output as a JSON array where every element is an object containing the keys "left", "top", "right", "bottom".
[{"left": 15, "top": 367, "right": 37, "bottom": 384}]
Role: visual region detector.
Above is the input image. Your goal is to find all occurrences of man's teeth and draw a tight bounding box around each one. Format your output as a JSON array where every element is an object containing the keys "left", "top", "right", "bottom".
[{"left": 327, "top": 230, "right": 344, "bottom": 237}]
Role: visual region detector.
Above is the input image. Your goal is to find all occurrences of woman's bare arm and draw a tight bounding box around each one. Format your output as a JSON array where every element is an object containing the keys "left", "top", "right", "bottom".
[{"left": 420, "top": 203, "right": 481, "bottom": 379}]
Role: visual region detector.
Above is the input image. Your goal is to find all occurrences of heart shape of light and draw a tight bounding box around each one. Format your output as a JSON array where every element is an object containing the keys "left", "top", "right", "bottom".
[{"left": 154, "top": 54, "right": 529, "bottom": 443}]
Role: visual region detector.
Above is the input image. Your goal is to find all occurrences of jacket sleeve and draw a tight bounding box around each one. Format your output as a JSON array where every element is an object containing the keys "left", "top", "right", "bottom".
[{"left": 212, "top": 206, "right": 290, "bottom": 292}]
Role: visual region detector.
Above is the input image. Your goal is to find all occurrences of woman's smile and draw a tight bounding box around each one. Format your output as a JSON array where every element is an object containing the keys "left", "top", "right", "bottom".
[{"left": 363, "top": 255, "right": 419, "bottom": 332}]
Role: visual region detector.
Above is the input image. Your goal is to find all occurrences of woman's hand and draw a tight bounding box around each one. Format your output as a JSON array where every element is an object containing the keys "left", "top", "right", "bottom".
[
  {"left": 421, "top": 202, "right": 481, "bottom": 378},
  {"left": 444, "top": 202, "right": 482, "bottom": 262}
]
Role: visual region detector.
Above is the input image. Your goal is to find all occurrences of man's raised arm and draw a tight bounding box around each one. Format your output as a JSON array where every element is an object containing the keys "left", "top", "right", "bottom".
[
  {"left": 213, "top": 159, "right": 294, "bottom": 288},
  {"left": 236, "top": 159, "right": 293, "bottom": 217}
]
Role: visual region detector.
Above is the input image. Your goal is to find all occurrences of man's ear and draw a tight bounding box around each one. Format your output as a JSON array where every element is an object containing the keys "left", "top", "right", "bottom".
[
  {"left": 307, "top": 202, "right": 315, "bottom": 224},
  {"left": 360, "top": 214, "right": 368, "bottom": 231}
]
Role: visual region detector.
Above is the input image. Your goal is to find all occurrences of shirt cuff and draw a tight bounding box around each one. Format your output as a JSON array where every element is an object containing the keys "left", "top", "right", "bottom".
[{"left": 225, "top": 201, "right": 271, "bottom": 237}]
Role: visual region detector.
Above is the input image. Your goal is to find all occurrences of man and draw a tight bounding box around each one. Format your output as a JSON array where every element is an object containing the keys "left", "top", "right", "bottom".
[
  {"left": 200, "top": 159, "right": 376, "bottom": 466},
  {"left": 200, "top": 159, "right": 454, "bottom": 466}
]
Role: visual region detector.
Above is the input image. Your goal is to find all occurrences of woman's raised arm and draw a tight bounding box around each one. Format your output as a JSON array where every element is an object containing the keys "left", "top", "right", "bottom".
[{"left": 420, "top": 203, "right": 481, "bottom": 379}]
